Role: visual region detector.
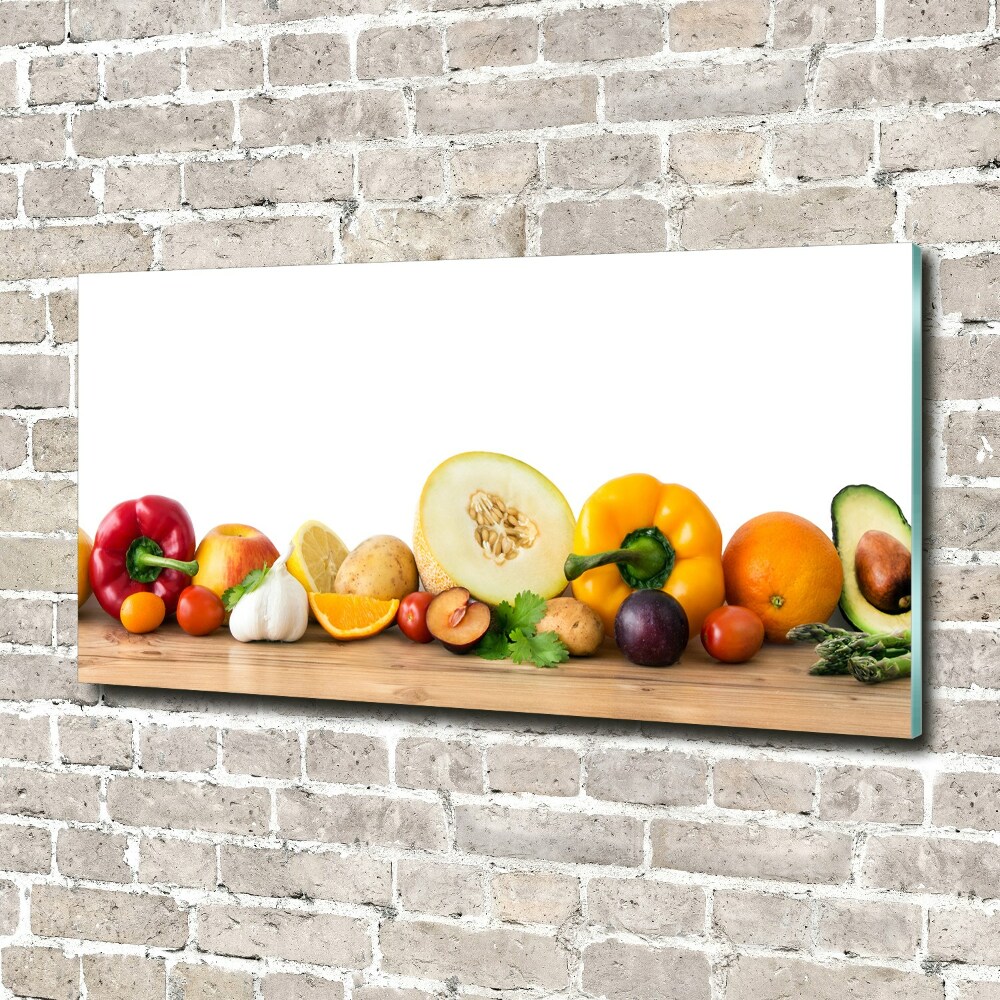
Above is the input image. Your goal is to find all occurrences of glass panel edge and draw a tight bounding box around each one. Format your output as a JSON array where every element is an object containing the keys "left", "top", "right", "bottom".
[{"left": 911, "top": 243, "right": 923, "bottom": 739}]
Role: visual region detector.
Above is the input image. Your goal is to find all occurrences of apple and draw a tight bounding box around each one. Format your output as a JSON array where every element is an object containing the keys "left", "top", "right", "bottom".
[
  {"left": 426, "top": 587, "right": 491, "bottom": 653},
  {"left": 192, "top": 524, "right": 280, "bottom": 599}
]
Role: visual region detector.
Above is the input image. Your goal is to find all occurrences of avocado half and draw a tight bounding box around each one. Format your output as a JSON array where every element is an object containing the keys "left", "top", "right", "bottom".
[{"left": 831, "top": 485, "right": 912, "bottom": 634}]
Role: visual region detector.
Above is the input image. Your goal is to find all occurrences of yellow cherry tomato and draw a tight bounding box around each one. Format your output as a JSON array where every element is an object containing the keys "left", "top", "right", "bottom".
[{"left": 120, "top": 592, "right": 165, "bottom": 634}]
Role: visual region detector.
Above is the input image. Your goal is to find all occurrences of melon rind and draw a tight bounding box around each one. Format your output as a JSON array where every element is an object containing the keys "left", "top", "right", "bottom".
[
  {"left": 413, "top": 512, "right": 458, "bottom": 596},
  {"left": 413, "top": 452, "right": 575, "bottom": 606}
]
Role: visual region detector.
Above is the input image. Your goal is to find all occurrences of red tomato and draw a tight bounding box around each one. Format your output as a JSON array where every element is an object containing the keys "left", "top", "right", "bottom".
[
  {"left": 176, "top": 585, "right": 225, "bottom": 637},
  {"left": 398, "top": 591, "right": 434, "bottom": 643},
  {"left": 701, "top": 605, "right": 765, "bottom": 663}
]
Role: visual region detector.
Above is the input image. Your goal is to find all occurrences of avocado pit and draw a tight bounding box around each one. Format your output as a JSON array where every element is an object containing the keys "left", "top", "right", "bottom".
[{"left": 854, "top": 529, "right": 911, "bottom": 615}]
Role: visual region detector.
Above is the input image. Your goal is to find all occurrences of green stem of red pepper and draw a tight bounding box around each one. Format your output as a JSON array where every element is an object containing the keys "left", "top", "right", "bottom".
[{"left": 126, "top": 536, "right": 199, "bottom": 583}]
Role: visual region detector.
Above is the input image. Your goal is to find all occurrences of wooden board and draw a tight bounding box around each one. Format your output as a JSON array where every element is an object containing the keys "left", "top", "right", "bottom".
[{"left": 77, "top": 607, "right": 914, "bottom": 738}]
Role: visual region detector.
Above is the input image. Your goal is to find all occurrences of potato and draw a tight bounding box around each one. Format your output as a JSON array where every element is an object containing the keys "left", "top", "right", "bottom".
[
  {"left": 334, "top": 535, "right": 418, "bottom": 601},
  {"left": 537, "top": 597, "right": 604, "bottom": 656}
]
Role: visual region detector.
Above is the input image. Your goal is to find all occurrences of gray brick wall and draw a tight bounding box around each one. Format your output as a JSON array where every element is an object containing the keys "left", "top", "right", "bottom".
[{"left": 0, "top": 0, "right": 997, "bottom": 996}]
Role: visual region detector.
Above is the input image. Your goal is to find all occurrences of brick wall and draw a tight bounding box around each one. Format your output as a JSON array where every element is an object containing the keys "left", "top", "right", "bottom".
[{"left": 0, "top": 0, "right": 998, "bottom": 996}]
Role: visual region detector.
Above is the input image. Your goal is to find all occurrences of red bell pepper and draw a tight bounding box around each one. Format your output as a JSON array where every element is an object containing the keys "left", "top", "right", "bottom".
[{"left": 89, "top": 495, "right": 199, "bottom": 619}]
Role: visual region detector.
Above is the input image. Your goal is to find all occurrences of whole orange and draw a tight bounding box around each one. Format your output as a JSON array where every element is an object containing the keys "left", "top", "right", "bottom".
[{"left": 722, "top": 512, "right": 843, "bottom": 643}]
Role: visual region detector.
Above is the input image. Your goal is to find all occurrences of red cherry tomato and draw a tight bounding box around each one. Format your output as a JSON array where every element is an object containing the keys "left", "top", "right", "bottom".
[
  {"left": 398, "top": 591, "right": 434, "bottom": 643},
  {"left": 176, "top": 585, "right": 225, "bottom": 637},
  {"left": 701, "top": 605, "right": 765, "bottom": 663}
]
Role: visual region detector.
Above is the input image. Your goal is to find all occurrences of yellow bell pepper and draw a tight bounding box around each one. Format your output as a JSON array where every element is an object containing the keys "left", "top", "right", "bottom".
[{"left": 564, "top": 474, "right": 725, "bottom": 635}]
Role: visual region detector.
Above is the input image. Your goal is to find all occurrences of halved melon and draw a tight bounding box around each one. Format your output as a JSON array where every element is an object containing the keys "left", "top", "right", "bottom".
[{"left": 413, "top": 452, "right": 575, "bottom": 605}]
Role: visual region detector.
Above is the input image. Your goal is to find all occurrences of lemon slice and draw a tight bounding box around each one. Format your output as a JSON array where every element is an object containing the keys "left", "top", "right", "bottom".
[{"left": 287, "top": 520, "right": 349, "bottom": 594}]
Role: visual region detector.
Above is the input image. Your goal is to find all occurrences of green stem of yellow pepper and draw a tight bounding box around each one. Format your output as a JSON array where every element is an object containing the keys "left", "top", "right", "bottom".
[{"left": 564, "top": 526, "right": 676, "bottom": 590}]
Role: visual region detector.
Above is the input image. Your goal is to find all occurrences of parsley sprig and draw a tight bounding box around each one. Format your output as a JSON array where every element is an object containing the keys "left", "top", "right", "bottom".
[
  {"left": 476, "top": 591, "right": 569, "bottom": 669},
  {"left": 222, "top": 566, "right": 269, "bottom": 612}
]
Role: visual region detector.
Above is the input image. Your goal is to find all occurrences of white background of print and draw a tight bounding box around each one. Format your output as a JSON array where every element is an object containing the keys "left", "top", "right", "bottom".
[{"left": 80, "top": 244, "right": 914, "bottom": 552}]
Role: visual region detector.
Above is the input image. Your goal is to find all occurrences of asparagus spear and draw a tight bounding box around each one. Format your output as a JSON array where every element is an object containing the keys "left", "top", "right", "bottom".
[
  {"left": 787, "top": 624, "right": 858, "bottom": 643},
  {"left": 788, "top": 623, "right": 911, "bottom": 683},
  {"left": 787, "top": 623, "right": 910, "bottom": 647},
  {"left": 809, "top": 657, "right": 849, "bottom": 676},
  {"left": 850, "top": 654, "right": 912, "bottom": 684}
]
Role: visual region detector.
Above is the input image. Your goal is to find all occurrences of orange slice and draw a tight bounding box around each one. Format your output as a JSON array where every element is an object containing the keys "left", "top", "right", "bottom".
[{"left": 309, "top": 593, "right": 399, "bottom": 641}]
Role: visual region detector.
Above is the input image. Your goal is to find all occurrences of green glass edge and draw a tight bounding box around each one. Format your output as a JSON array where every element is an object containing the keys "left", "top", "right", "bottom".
[{"left": 911, "top": 243, "right": 923, "bottom": 739}]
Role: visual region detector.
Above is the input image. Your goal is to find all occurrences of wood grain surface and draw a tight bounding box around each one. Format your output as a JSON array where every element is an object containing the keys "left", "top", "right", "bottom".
[{"left": 78, "top": 607, "right": 914, "bottom": 737}]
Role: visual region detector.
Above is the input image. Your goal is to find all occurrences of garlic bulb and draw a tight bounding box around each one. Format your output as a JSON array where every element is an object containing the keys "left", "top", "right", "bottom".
[{"left": 229, "top": 552, "right": 308, "bottom": 643}]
